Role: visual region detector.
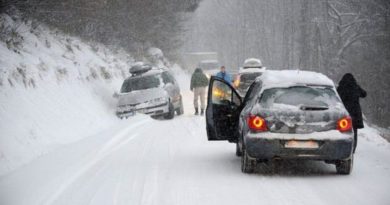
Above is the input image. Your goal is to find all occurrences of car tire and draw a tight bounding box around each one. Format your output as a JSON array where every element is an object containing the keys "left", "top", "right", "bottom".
[
  {"left": 164, "top": 102, "right": 175, "bottom": 120},
  {"left": 336, "top": 155, "right": 353, "bottom": 175},
  {"left": 236, "top": 142, "right": 242, "bottom": 157},
  {"left": 176, "top": 97, "right": 184, "bottom": 116},
  {"left": 241, "top": 148, "right": 256, "bottom": 173}
]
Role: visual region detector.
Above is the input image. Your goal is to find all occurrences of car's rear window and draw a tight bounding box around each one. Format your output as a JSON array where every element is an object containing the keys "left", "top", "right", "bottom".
[
  {"left": 120, "top": 74, "right": 161, "bottom": 93},
  {"left": 240, "top": 73, "right": 262, "bottom": 83},
  {"left": 259, "top": 86, "right": 340, "bottom": 109}
]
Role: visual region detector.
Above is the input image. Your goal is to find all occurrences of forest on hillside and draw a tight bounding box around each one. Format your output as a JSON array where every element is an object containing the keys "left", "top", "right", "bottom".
[{"left": 1, "top": 0, "right": 202, "bottom": 59}]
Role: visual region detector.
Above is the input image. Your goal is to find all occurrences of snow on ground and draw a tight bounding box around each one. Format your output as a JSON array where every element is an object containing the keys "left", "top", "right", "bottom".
[
  {"left": 0, "top": 90, "right": 390, "bottom": 205},
  {"left": 1, "top": 10, "right": 390, "bottom": 205},
  {"left": 0, "top": 12, "right": 132, "bottom": 175},
  {"left": 0, "top": 80, "right": 122, "bottom": 175}
]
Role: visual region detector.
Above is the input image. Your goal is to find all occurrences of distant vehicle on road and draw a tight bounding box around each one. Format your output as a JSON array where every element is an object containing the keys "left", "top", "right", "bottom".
[
  {"left": 234, "top": 58, "right": 266, "bottom": 96},
  {"left": 183, "top": 52, "right": 218, "bottom": 72},
  {"left": 198, "top": 59, "right": 220, "bottom": 78},
  {"left": 116, "top": 63, "right": 183, "bottom": 119},
  {"left": 206, "top": 70, "right": 354, "bottom": 174}
]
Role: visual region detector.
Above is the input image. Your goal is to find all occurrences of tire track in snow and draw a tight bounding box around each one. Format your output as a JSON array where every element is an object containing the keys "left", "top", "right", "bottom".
[
  {"left": 41, "top": 119, "right": 149, "bottom": 205},
  {"left": 116, "top": 123, "right": 158, "bottom": 205},
  {"left": 127, "top": 118, "right": 190, "bottom": 205},
  {"left": 85, "top": 155, "right": 122, "bottom": 205}
]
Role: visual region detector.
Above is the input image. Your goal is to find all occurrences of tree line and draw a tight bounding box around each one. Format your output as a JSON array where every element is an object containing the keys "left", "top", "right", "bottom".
[{"left": 1, "top": 0, "right": 202, "bottom": 59}]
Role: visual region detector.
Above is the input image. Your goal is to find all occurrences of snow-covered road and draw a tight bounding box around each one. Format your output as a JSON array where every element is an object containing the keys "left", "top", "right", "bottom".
[
  {"left": 1, "top": 91, "right": 390, "bottom": 205},
  {"left": 1, "top": 10, "right": 389, "bottom": 205}
]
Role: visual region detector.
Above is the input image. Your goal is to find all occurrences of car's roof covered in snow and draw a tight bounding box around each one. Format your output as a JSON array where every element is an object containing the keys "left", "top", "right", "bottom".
[
  {"left": 257, "top": 70, "right": 335, "bottom": 89},
  {"left": 243, "top": 58, "right": 263, "bottom": 68},
  {"left": 127, "top": 67, "right": 167, "bottom": 80}
]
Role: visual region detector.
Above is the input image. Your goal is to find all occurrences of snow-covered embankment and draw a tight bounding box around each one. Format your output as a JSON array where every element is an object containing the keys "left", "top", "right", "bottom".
[{"left": 0, "top": 12, "right": 132, "bottom": 176}]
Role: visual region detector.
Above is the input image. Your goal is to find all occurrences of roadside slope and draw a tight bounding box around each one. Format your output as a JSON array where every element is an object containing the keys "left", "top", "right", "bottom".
[{"left": 0, "top": 12, "right": 131, "bottom": 176}]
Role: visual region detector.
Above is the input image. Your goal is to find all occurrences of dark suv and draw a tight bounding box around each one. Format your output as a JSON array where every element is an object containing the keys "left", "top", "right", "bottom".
[{"left": 206, "top": 70, "right": 354, "bottom": 174}]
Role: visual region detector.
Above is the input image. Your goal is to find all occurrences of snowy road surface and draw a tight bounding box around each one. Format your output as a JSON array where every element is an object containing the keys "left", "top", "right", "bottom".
[{"left": 1, "top": 91, "right": 390, "bottom": 205}]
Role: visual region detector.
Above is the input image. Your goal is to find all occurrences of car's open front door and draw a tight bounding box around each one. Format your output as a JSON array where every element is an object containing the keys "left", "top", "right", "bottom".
[{"left": 206, "top": 76, "right": 242, "bottom": 142}]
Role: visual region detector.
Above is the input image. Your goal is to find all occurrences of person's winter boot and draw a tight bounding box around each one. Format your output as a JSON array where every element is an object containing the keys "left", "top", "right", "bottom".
[
  {"left": 195, "top": 108, "right": 199, "bottom": 115},
  {"left": 200, "top": 109, "right": 204, "bottom": 116}
]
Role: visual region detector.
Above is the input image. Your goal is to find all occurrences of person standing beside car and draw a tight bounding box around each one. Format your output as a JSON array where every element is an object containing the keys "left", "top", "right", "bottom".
[
  {"left": 337, "top": 73, "right": 367, "bottom": 153},
  {"left": 216, "top": 66, "right": 232, "bottom": 85},
  {"left": 191, "top": 68, "right": 209, "bottom": 115}
]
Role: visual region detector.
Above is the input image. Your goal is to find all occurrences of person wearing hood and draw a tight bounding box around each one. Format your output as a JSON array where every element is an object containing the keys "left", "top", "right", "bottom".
[
  {"left": 190, "top": 68, "right": 209, "bottom": 115},
  {"left": 337, "top": 73, "right": 367, "bottom": 153}
]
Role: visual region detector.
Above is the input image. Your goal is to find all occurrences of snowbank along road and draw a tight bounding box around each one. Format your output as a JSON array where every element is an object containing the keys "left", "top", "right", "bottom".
[{"left": 1, "top": 90, "right": 390, "bottom": 205}]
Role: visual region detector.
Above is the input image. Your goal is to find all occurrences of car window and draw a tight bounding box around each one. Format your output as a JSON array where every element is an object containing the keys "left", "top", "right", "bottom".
[
  {"left": 212, "top": 80, "right": 241, "bottom": 106},
  {"left": 244, "top": 81, "right": 262, "bottom": 103},
  {"left": 240, "top": 73, "right": 262, "bottom": 83},
  {"left": 120, "top": 74, "right": 161, "bottom": 93},
  {"left": 259, "top": 86, "right": 340, "bottom": 109},
  {"left": 162, "top": 71, "right": 175, "bottom": 85}
]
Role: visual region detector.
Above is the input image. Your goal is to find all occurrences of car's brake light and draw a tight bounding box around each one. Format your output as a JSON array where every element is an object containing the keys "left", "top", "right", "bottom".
[
  {"left": 233, "top": 75, "right": 240, "bottom": 88},
  {"left": 337, "top": 117, "right": 352, "bottom": 132},
  {"left": 248, "top": 115, "right": 267, "bottom": 132}
]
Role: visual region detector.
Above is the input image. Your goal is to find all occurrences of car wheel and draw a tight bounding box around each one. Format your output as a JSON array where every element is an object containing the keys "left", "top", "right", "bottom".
[
  {"left": 235, "top": 142, "right": 242, "bottom": 157},
  {"left": 241, "top": 148, "right": 256, "bottom": 173},
  {"left": 164, "top": 102, "right": 175, "bottom": 120},
  {"left": 336, "top": 155, "right": 353, "bottom": 175},
  {"left": 176, "top": 98, "right": 184, "bottom": 115}
]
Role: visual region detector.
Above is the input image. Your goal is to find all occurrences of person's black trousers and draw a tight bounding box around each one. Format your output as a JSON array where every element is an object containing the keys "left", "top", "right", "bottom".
[{"left": 353, "top": 126, "right": 358, "bottom": 153}]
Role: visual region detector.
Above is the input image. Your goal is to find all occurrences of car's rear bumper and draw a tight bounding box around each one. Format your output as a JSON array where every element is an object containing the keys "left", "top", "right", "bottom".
[
  {"left": 244, "top": 131, "right": 353, "bottom": 160},
  {"left": 116, "top": 103, "right": 169, "bottom": 118}
]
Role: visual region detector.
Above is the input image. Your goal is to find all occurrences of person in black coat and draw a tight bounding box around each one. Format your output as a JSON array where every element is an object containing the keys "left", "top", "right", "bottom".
[{"left": 337, "top": 73, "right": 367, "bottom": 153}]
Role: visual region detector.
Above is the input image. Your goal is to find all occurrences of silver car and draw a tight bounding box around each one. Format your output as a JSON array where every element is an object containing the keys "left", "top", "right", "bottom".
[
  {"left": 116, "top": 64, "right": 183, "bottom": 119},
  {"left": 206, "top": 70, "right": 354, "bottom": 174}
]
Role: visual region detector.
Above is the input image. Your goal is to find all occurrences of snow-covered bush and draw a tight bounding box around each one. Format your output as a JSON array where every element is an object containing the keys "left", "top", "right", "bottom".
[
  {"left": 0, "top": 15, "right": 24, "bottom": 52},
  {"left": 0, "top": 11, "right": 134, "bottom": 88}
]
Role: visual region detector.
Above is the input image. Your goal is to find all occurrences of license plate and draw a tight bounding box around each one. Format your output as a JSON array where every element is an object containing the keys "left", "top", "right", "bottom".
[{"left": 285, "top": 140, "right": 319, "bottom": 149}]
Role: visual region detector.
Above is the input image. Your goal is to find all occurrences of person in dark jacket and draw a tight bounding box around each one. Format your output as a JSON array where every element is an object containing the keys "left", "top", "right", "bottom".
[
  {"left": 337, "top": 73, "right": 367, "bottom": 153},
  {"left": 190, "top": 68, "right": 209, "bottom": 115}
]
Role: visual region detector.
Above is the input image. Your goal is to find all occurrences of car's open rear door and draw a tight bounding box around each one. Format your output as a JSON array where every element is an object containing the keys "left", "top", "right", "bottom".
[{"left": 206, "top": 76, "right": 242, "bottom": 142}]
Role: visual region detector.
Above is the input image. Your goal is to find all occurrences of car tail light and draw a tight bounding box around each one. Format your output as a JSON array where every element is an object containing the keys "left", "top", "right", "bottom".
[
  {"left": 248, "top": 115, "right": 267, "bottom": 132},
  {"left": 233, "top": 75, "right": 240, "bottom": 88},
  {"left": 337, "top": 117, "right": 352, "bottom": 132}
]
